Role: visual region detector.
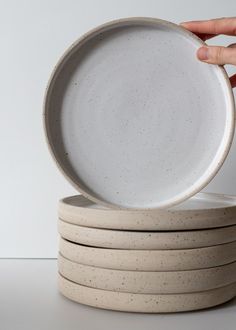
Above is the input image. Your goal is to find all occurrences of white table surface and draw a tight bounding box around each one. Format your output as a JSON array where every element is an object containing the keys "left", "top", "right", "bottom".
[{"left": 1, "top": 259, "right": 236, "bottom": 330}]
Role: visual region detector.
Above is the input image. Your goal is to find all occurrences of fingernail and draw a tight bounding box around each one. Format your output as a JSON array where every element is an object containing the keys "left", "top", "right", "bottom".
[{"left": 197, "top": 47, "right": 209, "bottom": 61}]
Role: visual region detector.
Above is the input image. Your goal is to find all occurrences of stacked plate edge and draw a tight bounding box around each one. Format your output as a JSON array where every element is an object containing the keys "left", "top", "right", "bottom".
[{"left": 57, "top": 192, "right": 236, "bottom": 313}]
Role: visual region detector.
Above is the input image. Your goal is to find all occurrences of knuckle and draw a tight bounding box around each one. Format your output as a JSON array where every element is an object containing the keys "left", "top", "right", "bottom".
[
  {"left": 210, "top": 20, "right": 219, "bottom": 35},
  {"left": 214, "top": 47, "right": 224, "bottom": 63}
]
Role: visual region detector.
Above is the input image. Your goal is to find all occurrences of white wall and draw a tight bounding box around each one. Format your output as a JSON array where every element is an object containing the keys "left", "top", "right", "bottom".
[{"left": 1, "top": 0, "right": 235, "bottom": 258}]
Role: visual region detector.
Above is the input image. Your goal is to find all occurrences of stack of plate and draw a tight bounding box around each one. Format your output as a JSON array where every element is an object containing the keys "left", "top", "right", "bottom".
[
  {"left": 57, "top": 193, "right": 236, "bottom": 313},
  {"left": 43, "top": 17, "right": 236, "bottom": 312}
]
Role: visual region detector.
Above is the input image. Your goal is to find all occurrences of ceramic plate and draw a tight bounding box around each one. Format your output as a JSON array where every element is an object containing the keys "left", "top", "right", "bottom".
[
  {"left": 44, "top": 17, "right": 235, "bottom": 209},
  {"left": 59, "top": 237, "right": 236, "bottom": 271},
  {"left": 58, "top": 253, "right": 236, "bottom": 294},
  {"left": 58, "top": 193, "right": 236, "bottom": 230},
  {"left": 58, "top": 219, "right": 236, "bottom": 249},
  {"left": 58, "top": 274, "right": 236, "bottom": 313}
]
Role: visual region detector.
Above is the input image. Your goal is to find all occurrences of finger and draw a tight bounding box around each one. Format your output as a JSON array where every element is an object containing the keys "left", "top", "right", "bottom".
[
  {"left": 197, "top": 46, "right": 236, "bottom": 65},
  {"left": 181, "top": 17, "right": 236, "bottom": 36},
  {"left": 230, "top": 74, "right": 236, "bottom": 88}
]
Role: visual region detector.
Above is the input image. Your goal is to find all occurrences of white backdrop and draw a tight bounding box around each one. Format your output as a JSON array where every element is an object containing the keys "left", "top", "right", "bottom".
[{"left": 1, "top": 0, "right": 236, "bottom": 258}]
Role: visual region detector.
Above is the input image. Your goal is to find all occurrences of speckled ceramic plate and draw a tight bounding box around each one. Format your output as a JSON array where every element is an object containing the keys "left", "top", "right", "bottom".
[
  {"left": 58, "top": 253, "right": 236, "bottom": 294},
  {"left": 58, "top": 274, "right": 236, "bottom": 313},
  {"left": 58, "top": 219, "right": 236, "bottom": 249},
  {"left": 58, "top": 193, "right": 236, "bottom": 231},
  {"left": 59, "top": 237, "right": 236, "bottom": 271},
  {"left": 44, "top": 17, "right": 235, "bottom": 210}
]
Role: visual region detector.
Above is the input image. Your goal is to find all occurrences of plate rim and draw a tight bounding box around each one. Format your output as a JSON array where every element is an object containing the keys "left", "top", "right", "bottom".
[
  {"left": 58, "top": 192, "right": 236, "bottom": 231},
  {"left": 58, "top": 273, "right": 236, "bottom": 313},
  {"left": 58, "top": 252, "right": 236, "bottom": 294},
  {"left": 58, "top": 218, "right": 236, "bottom": 249},
  {"left": 43, "top": 16, "right": 235, "bottom": 210},
  {"left": 59, "top": 236, "right": 236, "bottom": 271}
]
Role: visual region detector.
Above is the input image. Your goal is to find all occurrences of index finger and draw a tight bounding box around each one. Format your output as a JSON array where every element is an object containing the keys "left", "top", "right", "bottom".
[{"left": 181, "top": 17, "right": 236, "bottom": 37}]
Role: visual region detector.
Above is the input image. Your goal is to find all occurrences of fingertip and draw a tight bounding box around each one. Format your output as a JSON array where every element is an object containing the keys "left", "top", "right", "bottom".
[{"left": 197, "top": 47, "right": 209, "bottom": 61}]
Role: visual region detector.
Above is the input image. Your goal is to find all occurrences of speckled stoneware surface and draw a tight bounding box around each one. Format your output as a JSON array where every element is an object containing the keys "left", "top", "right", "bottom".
[
  {"left": 58, "top": 274, "right": 236, "bottom": 313},
  {"left": 44, "top": 17, "right": 235, "bottom": 210},
  {"left": 59, "top": 237, "right": 236, "bottom": 271},
  {"left": 58, "top": 219, "right": 236, "bottom": 249},
  {"left": 58, "top": 193, "right": 236, "bottom": 230},
  {"left": 58, "top": 253, "right": 236, "bottom": 294}
]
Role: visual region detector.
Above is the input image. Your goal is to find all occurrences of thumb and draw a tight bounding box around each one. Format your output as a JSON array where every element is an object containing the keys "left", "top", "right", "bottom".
[{"left": 197, "top": 46, "right": 236, "bottom": 65}]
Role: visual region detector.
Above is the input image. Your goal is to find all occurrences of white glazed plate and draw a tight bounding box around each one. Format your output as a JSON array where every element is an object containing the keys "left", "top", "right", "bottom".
[
  {"left": 59, "top": 237, "right": 236, "bottom": 271},
  {"left": 58, "top": 253, "right": 236, "bottom": 294},
  {"left": 59, "top": 192, "right": 236, "bottom": 230},
  {"left": 58, "top": 219, "right": 236, "bottom": 249},
  {"left": 58, "top": 274, "right": 236, "bottom": 313},
  {"left": 44, "top": 17, "right": 235, "bottom": 209}
]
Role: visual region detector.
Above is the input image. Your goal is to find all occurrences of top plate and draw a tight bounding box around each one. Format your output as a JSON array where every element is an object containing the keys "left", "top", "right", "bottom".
[
  {"left": 44, "top": 17, "right": 235, "bottom": 209},
  {"left": 58, "top": 192, "right": 236, "bottom": 231}
]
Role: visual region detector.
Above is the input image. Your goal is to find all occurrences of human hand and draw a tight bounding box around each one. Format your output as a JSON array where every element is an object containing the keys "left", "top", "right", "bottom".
[{"left": 181, "top": 17, "right": 236, "bottom": 88}]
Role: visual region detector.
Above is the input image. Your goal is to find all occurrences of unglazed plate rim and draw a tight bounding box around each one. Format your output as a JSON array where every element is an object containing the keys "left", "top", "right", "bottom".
[{"left": 58, "top": 273, "right": 236, "bottom": 313}]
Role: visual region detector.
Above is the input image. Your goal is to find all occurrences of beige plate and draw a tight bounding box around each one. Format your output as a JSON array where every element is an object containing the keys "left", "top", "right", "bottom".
[
  {"left": 60, "top": 237, "right": 236, "bottom": 271},
  {"left": 58, "top": 253, "right": 236, "bottom": 294},
  {"left": 58, "top": 219, "right": 236, "bottom": 249},
  {"left": 59, "top": 193, "right": 236, "bottom": 231},
  {"left": 58, "top": 274, "right": 236, "bottom": 313}
]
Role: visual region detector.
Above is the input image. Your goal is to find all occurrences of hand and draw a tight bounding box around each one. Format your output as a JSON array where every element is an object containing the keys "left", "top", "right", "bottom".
[{"left": 181, "top": 17, "right": 236, "bottom": 88}]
